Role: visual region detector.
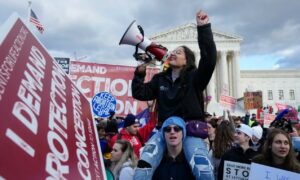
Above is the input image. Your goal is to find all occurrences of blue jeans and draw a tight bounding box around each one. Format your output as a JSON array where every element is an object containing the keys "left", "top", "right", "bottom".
[{"left": 133, "top": 132, "right": 214, "bottom": 180}]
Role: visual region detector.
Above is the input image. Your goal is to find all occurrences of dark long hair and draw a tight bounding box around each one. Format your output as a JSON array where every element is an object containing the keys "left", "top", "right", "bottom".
[
  {"left": 179, "top": 46, "right": 207, "bottom": 118},
  {"left": 254, "top": 128, "right": 300, "bottom": 172},
  {"left": 213, "top": 120, "right": 235, "bottom": 159},
  {"left": 178, "top": 45, "right": 196, "bottom": 82}
]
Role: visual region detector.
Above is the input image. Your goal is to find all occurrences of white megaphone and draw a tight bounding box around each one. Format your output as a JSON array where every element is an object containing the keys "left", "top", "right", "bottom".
[{"left": 119, "top": 20, "right": 170, "bottom": 63}]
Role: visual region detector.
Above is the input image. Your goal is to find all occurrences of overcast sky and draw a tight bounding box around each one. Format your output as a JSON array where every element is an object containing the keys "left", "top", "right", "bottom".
[{"left": 1, "top": 0, "right": 300, "bottom": 70}]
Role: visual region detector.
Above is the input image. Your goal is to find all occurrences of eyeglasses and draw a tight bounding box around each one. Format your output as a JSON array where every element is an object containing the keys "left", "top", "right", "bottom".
[
  {"left": 163, "top": 126, "right": 182, "bottom": 133},
  {"left": 171, "top": 49, "right": 184, "bottom": 55}
]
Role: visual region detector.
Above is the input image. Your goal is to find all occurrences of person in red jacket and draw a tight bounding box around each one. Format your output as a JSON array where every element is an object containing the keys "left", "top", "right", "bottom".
[{"left": 109, "top": 112, "right": 157, "bottom": 159}]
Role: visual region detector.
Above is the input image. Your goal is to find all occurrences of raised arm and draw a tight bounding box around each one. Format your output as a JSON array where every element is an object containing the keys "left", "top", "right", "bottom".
[{"left": 195, "top": 10, "right": 217, "bottom": 91}]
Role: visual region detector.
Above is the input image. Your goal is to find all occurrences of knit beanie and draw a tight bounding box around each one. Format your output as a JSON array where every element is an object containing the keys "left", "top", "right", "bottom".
[
  {"left": 161, "top": 116, "right": 186, "bottom": 140},
  {"left": 252, "top": 125, "right": 263, "bottom": 139},
  {"left": 123, "top": 114, "right": 139, "bottom": 127},
  {"left": 236, "top": 124, "right": 253, "bottom": 138}
]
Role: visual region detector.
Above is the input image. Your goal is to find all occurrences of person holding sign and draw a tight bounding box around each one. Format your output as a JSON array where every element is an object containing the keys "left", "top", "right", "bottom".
[
  {"left": 132, "top": 9, "right": 216, "bottom": 180},
  {"left": 253, "top": 128, "right": 300, "bottom": 173},
  {"left": 218, "top": 124, "right": 258, "bottom": 180}
]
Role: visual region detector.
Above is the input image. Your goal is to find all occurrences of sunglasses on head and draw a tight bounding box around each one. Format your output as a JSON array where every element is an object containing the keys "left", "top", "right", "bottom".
[{"left": 163, "top": 126, "right": 182, "bottom": 133}]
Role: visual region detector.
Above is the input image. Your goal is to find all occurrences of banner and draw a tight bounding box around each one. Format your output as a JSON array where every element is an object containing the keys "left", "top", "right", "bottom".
[
  {"left": 0, "top": 14, "right": 105, "bottom": 179},
  {"left": 69, "top": 61, "right": 159, "bottom": 117},
  {"left": 244, "top": 91, "right": 262, "bottom": 110}
]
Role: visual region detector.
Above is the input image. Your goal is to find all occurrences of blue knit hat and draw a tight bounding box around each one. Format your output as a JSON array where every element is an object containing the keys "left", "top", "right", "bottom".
[{"left": 161, "top": 116, "right": 186, "bottom": 140}]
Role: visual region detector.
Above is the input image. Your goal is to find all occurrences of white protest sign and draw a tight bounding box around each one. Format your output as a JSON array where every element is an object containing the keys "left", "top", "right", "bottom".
[
  {"left": 223, "top": 161, "right": 251, "bottom": 180},
  {"left": 249, "top": 163, "right": 300, "bottom": 180}
]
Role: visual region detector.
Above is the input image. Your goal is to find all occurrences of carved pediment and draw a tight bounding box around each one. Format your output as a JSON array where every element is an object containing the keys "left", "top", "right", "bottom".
[{"left": 150, "top": 23, "right": 243, "bottom": 42}]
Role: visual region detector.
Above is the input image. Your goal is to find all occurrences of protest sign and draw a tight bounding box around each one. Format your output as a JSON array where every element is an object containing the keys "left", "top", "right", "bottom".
[
  {"left": 275, "top": 102, "right": 287, "bottom": 111},
  {"left": 92, "top": 92, "right": 116, "bottom": 118},
  {"left": 0, "top": 14, "right": 105, "bottom": 179},
  {"left": 69, "top": 61, "right": 159, "bottom": 116},
  {"left": 263, "top": 113, "right": 276, "bottom": 128},
  {"left": 244, "top": 91, "right": 262, "bottom": 110},
  {"left": 54, "top": 57, "right": 70, "bottom": 74},
  {"left": 220, "top": 94, "right": 237, "bottom": 112},
  {"left": 249, "top": 163, "right": 300, "bottom": 180},
  {"left": 223, "top": 161, "right": 251, "bottom": 180}
]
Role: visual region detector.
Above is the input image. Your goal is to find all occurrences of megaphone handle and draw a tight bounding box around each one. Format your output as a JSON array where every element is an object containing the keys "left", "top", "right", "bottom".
[
  {"left": 133, "top": 52, "right": 152, "bottom": 63},
  {"left": 132, "top": 24, "right": 152, "bottom": 62}
]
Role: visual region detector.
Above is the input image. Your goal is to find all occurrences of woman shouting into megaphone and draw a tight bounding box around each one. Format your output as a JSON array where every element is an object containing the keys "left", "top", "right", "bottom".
[{"left": 132, "top": 10, "right": 216, "bottom": 180}]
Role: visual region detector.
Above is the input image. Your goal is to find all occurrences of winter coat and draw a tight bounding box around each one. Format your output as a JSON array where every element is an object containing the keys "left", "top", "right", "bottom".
[
  {"left": 218, "top": 146, "right": 258, "bottom": 180},
  {"left": 132, "top": 24, "right": 216, "bottom": 124},
  {"left": 109, "top": 112, "right": 157, "bottom": 158},
  {"left": 118, "top": 160, "right": 135, "bottom": 180}
]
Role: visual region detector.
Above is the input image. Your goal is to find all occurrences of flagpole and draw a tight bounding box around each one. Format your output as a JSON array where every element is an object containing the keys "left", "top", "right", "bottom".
[{"left": 27, "top": 1, "right": 32, "bottom": 26}]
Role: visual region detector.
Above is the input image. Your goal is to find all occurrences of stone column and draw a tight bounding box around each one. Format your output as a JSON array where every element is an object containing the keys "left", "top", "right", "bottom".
[
  {"left": 207, "top": 71, "right": 216, "bottom": 102},
  {"left": 219, "top": 51, "right": 229, "bottom": 95},
  {"left": 228, "top": 55, "right": 233, "bottom": 96},
  {"left": 232, "top": 51, "right": 241, "bottom": 98}
]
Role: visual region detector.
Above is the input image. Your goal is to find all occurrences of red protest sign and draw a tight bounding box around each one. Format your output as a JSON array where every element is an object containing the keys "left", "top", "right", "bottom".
[
  {"left": 275, "top": 102, "right": 288, "bottom": 111},
  {"left": 69, "top": 61, "right": 159, "bottom": 117},
  {"left": 263, "top": 113, "right": 276, "bottom": 128},
  {"left": 243, "top": 91, "right": 263, "bottom": 110},
  {"left": 0, "top": 15, "right": 105, "bottom": 179},
  {"left": 219, "top": 94, "right": 237, "bottom": 112}
]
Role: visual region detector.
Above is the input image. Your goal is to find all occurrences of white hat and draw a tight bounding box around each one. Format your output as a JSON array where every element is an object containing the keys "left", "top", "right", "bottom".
[
  {"left": 252, "top": 125, "right": 263, "bottom": 140},
  {"left": 236, "top": 124, "right": 253, "bottom": 138}
]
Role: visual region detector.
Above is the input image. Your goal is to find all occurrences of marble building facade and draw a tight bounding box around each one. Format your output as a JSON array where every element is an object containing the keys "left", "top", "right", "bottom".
[{"left": 150, "top": 23, "right": 300, "bottom": 114}]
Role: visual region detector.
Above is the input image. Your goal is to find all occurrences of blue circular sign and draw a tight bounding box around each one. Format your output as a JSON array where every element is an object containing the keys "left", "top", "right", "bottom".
[{"left": 91, "top": 92, "right": 116, "bottom": 118}]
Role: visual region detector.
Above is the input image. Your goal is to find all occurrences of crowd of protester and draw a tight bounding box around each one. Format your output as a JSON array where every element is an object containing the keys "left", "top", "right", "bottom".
[
  {"left": 93, "top": 9, "right": 300, "bottom": 180},
  {"left": 96, "top": 108, "right": 300, "bottom": 180}
]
